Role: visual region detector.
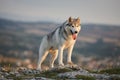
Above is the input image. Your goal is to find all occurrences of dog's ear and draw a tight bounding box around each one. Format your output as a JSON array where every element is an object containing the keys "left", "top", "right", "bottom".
[
  {"left": 68, "top": 17, "right": 73, "bottom": 23},
  {"left": 76, "top": 17, "right": 80, "bottom": 24}
]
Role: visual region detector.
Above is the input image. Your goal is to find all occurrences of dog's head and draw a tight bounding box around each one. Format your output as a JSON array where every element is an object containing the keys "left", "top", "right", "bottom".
[{"left": 65, "top": 17, "right": 81, "bottom": 40}]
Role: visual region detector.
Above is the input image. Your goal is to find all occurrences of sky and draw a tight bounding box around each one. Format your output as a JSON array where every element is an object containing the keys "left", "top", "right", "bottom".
[{"left": 0, "top": 0, "right": 120, "bottom": 25}]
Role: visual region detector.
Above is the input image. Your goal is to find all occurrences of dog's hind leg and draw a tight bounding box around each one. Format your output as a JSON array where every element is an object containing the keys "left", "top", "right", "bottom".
[
  {"left": 37, "top": 36, "right": 49, "bottom": 71},
  {"left": 37, "top": 50, "right": 48, "bottom": 71},
  {"left": 50, "top": 50, "right": 58, "bottom": 68}
]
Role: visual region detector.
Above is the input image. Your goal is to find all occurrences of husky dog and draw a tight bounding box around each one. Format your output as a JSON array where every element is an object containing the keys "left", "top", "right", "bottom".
[{"left": 37, "top": 17, "right": 81, "bottom": 70}]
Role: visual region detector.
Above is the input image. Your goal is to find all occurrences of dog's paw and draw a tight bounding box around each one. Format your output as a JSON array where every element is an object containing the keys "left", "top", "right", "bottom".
[
  {"left": 67, "top": 62, "right": 77, "bottom": 68},
  {"left": 58, "top": 63, "right": 64, "bottom": 68},
  {"left": 50, "top": 64, "right": 54, "bottom": 68}
]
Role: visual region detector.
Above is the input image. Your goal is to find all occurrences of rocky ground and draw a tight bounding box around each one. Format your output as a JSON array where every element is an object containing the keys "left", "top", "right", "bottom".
[{"left": 0, "top": 66, "right": 120, "bottom": 80}]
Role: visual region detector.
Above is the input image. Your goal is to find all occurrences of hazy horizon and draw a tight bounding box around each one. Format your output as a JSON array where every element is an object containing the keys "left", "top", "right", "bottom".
[{"left": 0, "top": 0, "right": 120, "bottom": 25}]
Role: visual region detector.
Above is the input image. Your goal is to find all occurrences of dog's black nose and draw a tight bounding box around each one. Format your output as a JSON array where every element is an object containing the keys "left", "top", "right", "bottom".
[{"left": 75, "top": 31, "right": 78, "bottom": 33}]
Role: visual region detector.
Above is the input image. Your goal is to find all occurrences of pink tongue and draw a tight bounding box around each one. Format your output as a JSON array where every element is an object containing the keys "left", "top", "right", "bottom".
[{"left": 72, "top": 34, "right": 77, "bottom": 40}]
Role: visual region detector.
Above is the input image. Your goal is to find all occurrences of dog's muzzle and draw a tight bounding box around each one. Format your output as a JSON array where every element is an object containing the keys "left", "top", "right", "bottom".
[
  {"left": 75, "top": 31, "right": 78, "bottom": 34},
  {"left": 70, "top": 30, "right": 77, "bottom": 40},
  {"left": 70, "top": 30, "right": 78, "bottom": 34}
]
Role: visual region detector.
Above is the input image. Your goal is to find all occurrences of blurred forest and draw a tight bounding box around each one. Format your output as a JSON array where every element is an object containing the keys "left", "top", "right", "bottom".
[{"left": 0, "top": 18, "right": 120, "bottom": 70}]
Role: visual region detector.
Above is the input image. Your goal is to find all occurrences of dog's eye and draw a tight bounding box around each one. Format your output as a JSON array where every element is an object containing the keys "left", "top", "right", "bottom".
[
  {"left": 72, "top": 26, "right": 74, "bottom": 27},
  {"left": 66, "top": 24, "right": 71, "bottom": 26}
]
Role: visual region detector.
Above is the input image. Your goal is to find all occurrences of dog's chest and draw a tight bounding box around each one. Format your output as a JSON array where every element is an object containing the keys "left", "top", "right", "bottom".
[{"left": 63, "top": 40, "right": 75, "bottom": 48}]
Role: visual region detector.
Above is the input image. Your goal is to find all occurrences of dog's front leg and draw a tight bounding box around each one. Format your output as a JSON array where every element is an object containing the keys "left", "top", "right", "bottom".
[
  {"left": 67, "top": 45, "right": 73, "bottom": 64},
  {"left": 58, "top": 47, "right": 64, "bottom": 67},
  {"left": 67, "top": 45, "right": 77, "bottom": 67}
]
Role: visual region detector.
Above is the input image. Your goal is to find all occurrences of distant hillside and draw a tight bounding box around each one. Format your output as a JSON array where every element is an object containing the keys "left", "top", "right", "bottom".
[{"left": 0, "top": 18, "right": 120, "bottom": 60}]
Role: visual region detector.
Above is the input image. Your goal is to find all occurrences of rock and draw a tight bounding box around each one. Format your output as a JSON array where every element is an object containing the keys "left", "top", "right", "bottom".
[
  {"left": 24, "top": 69, "right": 33, "bottom": 75},
  {"left": 9, "top": 71, "right": 15, "bottom": 75},
  {"left": 32, "top": 69, "right": 40, "bottom": 74},
  {"left": 0, "top": 66, "right": 120, "bottom": 80},
  {"left": 17, "top": 67, "right": 27, "bottom": 72},
  {"left": 57, "top": 66, "right": 120, "bottom": 80},
  {"left": 35, "top": 77, "right": 53, "bottom": 80}
]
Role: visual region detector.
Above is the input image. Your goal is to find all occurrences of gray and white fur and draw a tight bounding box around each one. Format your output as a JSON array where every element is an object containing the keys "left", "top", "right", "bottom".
[{"left": 37, "top": 17, "right": 81, "bottom": 70}]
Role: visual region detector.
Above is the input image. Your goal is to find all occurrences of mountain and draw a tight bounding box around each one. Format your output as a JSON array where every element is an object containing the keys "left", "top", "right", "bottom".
[{"left": 0, "top": 18, "right": 120, "bottom": 59}]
